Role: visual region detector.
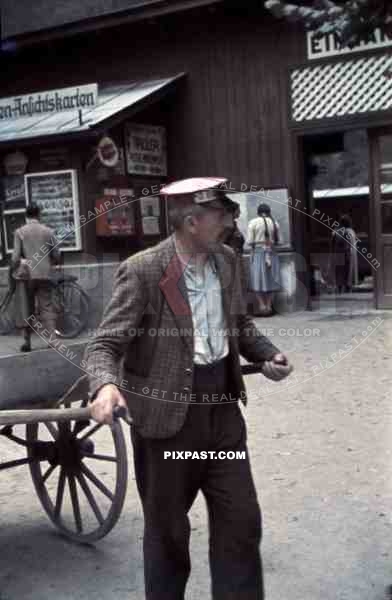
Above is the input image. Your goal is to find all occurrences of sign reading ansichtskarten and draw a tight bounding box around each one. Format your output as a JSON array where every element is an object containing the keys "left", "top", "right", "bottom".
[{"left": 0, "top": 84, "right": 98, "bottom": 121}]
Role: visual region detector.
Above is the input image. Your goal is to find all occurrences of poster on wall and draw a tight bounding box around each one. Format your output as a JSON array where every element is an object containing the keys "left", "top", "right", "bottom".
[
  {"left": 125, "top": 123, "right": 167, "bottom": 176},
  {"left": 95, "top": 188, "right": 135, "bottom": 236},
  {"left": 226, "top": 188, "right": 292, "bottom": 252},
  {"left": 140, "top": 196, "right": 160, "bottom": 217},
  {"left": 25, "top": 170, "right": 82, "bottom": 251},
  {"left": 142, "top": 216, "right": 160, "bottom": 236},
  {"left": 3, "top": 210, "right": 26, "bottom": 254},
  {"left": 2, "top": 175, "right": 26, "bottom": 210}
]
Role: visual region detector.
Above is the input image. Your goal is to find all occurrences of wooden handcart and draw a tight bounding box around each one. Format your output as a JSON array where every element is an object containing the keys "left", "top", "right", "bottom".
[
  {"left": 0, "top": 364, "right": 260, "bottom": 544},
  {"left": 0, "top": 374, "right": 131, "bottom": 544}
]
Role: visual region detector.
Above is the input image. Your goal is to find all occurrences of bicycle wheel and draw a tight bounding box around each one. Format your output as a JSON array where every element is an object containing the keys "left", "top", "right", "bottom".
[
  {"left": 0, "top": 288, "right": 16, "bottom": 335},
  {"left": 54, "top": 281, "right": 89, "bottom": 339}
]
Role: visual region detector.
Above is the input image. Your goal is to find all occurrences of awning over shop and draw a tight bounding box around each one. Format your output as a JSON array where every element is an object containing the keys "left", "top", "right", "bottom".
[{"left": 0, "top": 74, "right": 185, "bottom": 144}]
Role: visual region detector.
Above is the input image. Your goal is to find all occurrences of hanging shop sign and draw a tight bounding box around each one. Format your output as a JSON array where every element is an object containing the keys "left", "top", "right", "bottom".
[
  {"left": 3, "top": 151, "right": 28, "bottom": 175},
  {"left": 97, "top": 136, "right": 120, "bottom": 167},
  {"left": 0, "top": 83, "right": 98, "bottom": 121},
  {"left": 95, "top": 188, "right": 135, "bottom": 236},
  {"left": 125, "top": 123, "right": 167, "bottom": 176},
  {"left": 307, "top": 28, "right": 392, "bottom": 61},
  {"left": 25, "top": 170, "right": 82, "bottom": 251}
]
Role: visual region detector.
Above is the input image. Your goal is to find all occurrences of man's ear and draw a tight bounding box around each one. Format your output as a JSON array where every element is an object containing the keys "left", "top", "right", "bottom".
[{"left": 184, "top": 214, "right": 196, "bottom": 231}]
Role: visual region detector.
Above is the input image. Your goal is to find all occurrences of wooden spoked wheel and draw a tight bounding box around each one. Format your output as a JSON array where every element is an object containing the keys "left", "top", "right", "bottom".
[
  {"left": 52, "top": 280, "right": 90, "bottom": 339},
  {"left": 26, "top": 395, "right": 128, "bottom": 544}
]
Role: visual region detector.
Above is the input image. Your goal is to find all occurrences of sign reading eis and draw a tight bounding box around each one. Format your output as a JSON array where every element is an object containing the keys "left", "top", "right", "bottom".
[{"left": 307, "top": 28, "right": 392, "bottom": 60}]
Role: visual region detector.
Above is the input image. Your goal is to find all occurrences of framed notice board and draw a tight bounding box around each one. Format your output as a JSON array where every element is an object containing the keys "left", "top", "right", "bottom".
[{"left": 25, "top": 170, "right": 82, "bottom": 251}]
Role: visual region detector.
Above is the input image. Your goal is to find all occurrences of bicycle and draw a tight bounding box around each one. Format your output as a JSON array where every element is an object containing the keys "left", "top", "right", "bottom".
[{"left": 0, "top": 270, "right": 90, "bottom": 339}]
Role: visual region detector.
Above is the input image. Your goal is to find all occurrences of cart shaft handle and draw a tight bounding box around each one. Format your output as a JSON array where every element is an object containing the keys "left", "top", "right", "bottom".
[
  {"left": 0, "top": 367, "right": 262, "bottom": 427},
  {"left": 0, "top": 405, "right": 132, "bottom": 427}
]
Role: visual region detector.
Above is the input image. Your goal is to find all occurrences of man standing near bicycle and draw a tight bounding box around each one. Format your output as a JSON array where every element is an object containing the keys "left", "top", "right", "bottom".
[
  {"left": 11, "top": 203, "right": 60, "bottom": 352},
  {"left": 86, "top": 178, "right": 293, "bottom": 600}
]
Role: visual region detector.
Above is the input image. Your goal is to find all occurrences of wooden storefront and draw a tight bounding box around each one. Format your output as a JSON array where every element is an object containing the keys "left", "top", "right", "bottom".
[
  {"left": 290, "top": 29, "right": 392, "bottom": 308},
  {"left": 0, "top": 3, "right": 306, "bottom": 311},
  {"left": 2, "top": 2, "right": 392, "bottom": 308}
]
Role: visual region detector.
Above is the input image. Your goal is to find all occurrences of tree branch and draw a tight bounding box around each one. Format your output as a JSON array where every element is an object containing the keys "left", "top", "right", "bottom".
[{"left": 265, "top": 0, "right": 392, "bottom": 48}]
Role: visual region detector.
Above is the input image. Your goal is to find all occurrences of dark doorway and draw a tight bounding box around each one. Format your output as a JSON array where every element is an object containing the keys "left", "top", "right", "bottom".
[{"left": 303, "top": 130, "right": 374, "bottom": 305}]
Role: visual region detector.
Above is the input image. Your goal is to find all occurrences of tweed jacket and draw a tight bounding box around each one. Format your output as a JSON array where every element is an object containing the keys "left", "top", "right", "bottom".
[
  {"left": 11, "top": 220, "right": 60, "bottom": 279},
  {"left": 85, "top": 235, "right": 280, "bottom": 439}
]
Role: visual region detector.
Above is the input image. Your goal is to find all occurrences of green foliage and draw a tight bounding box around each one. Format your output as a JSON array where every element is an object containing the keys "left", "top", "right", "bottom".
[{"left": 265, "top": 0, "right": 392, "bottom": 47}]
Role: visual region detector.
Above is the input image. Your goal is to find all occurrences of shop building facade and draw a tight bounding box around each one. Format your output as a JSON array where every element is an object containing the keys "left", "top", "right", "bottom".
[{"left": 1, "top": 0, "right": 392, "bottom": 314}]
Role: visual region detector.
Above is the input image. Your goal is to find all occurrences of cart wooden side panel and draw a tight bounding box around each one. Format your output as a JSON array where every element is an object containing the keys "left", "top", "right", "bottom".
[{"left": 0, "top": 342, "right": 87, "bottom": 410}]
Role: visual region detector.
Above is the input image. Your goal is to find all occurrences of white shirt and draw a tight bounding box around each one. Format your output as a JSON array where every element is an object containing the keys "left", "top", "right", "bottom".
[
  {"left": 175, "top": 242, "right": 229, "bottom": 365},
  {"left": 247, "top": 216, "right": 280, "bottom": 246}
]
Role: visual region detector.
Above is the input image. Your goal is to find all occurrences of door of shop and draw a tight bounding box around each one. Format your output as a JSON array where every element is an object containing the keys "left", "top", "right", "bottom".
[{"left": 369, "top": 128, "right": 392, "bottom": 309}]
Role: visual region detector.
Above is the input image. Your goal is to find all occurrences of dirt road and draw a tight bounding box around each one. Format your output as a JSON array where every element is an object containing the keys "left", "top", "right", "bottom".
[{"left": 1, "top": 304, "right": 392, "bottom": 599}]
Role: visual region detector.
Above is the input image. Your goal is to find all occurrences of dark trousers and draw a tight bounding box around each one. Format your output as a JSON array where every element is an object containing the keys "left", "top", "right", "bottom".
[
  {"left": 131, "top": 359, "right": 264, "bottom": 600},
  {"left": 17, "top": 279, "right": 56, "bottom": 342}
]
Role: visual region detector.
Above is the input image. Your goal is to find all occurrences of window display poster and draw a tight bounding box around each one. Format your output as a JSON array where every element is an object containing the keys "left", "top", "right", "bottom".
[
  {"left": 2, "top": 175, "right": 26, "bottom": 210},
  {"left": 125, "top": 123, "right": 167, "bottom": 176},
  {"left": 3, "top": 211, "right": 26, "bottom": 253},
  {"left": 95, "top": 189, "right": 135, "bottom": 236},
  {"left": 25, "top": 170, "right": 81, "bottom": 251}
]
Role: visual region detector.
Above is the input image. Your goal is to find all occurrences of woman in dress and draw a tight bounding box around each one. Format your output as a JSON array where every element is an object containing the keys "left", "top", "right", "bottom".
[
  {"left": 329, "top": 214, "right": 358, "bottom": 293},
  {"left": 247, "top": 203, "right": 281, "bottom": 316}
]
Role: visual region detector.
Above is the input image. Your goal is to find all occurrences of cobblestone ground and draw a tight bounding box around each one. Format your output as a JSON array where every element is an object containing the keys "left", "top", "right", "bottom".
[{"left": 0, "top": 296, "right": 392, "bottom": 600}]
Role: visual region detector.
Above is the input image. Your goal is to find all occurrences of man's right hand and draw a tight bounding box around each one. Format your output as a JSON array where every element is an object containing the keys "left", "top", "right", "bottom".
[
  {"left": 261, "top": 353, "right": 293, "bottom": 381},
  {"left": 89, "top": 384, "right": 128, "bottom": 425}
]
